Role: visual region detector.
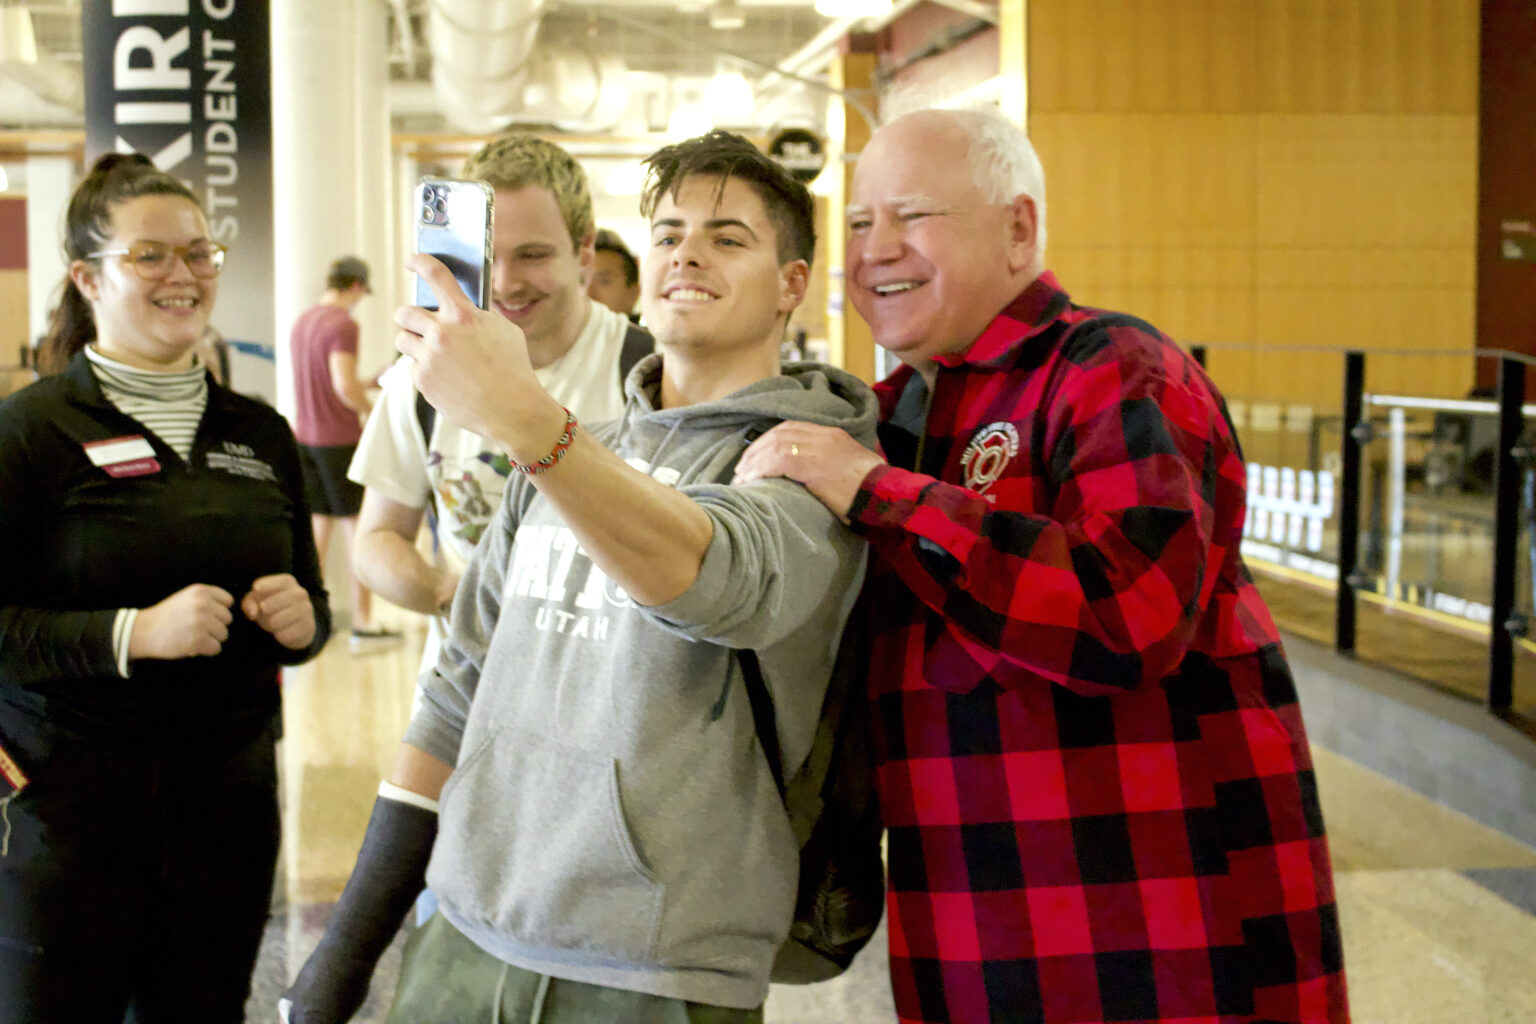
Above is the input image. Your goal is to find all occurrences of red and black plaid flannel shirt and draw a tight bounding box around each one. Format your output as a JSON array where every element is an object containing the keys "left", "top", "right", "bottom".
[{"left": 848, "top": 273, "right": 1349, "bottom": 1024}]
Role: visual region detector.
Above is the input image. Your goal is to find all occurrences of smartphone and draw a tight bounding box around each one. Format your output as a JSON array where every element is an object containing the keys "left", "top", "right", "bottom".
[{"left": 414, "top": 176, "right": 493, "bottom": 310}]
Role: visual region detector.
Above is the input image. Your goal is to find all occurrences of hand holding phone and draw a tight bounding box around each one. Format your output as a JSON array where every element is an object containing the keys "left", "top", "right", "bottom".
[{"left": 414, "top": 177, "right": 493, "bottom": 310}]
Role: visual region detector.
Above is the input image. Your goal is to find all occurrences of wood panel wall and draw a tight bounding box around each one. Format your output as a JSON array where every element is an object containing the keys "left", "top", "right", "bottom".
[
  {"left": 1026, "top": 0, "right": 1480, "bottom": 410},
  {"left": 0, "top": 271, "right": 33, "bottom": 398},
  {"left": 0, "top": 197, "right": 34, "bottom": 396},
  {"left": 1475, "top": 0, "right": 1536, "bottom": 394}
]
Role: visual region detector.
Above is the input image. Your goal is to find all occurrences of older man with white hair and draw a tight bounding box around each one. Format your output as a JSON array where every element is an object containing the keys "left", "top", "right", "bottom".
[{"left": 736, "top": 106, "right": 1350, "bottom": 1024}]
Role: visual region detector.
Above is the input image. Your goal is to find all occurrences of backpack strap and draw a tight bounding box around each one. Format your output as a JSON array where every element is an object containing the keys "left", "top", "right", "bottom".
[
  {"left": 618, "top": 322, "right": 653, "bottom": 389},
  {"left": 697, "top": 425, "right": 782, "bottom": 795},
  {"left": 739, "top": 598, "right": 873, "bottom": 844},
  {"left": 413, "top": 388, "right": 439, "bottom": 537},
  {"left": 414, "top": 387, "right": 436, "bottom": 450},
  {"left": 739, "top": 650, "right": 787, "bottom": 797}
]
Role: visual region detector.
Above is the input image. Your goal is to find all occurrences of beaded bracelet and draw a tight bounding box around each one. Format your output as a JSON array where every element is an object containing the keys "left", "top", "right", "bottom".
[{"left": 510, "top": 407, "right": 578, "bottom": 476}]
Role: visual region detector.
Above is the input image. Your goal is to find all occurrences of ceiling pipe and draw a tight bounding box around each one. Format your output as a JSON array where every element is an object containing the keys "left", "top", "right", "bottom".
[
  {"left": 387, "top": 0, "right": 420, "bottom": 76},
  {"left": 426, "top": 0, "right": 631, "bottom": 133},
  {"left": 0, "top": 50, "right": 85, "bottom": 128},
  {"left": 596, "top": 7, "right": 879, "bottom": 137},
  {"left": 519, "top": 45, "right": 630, "bottom": 132},
  {"left": 751, "top": 0, "right": 924, "bottom": 123},
  {"left": 427, "top": 0, "right": 546, "bottom": 133}
]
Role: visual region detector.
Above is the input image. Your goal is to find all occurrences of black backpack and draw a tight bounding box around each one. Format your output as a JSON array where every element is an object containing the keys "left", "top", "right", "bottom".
[{"left": 737, "top": 593, "right": 885, "bottom": 984}]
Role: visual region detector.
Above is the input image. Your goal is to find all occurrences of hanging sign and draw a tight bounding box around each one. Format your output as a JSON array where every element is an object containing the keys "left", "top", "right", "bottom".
[
  {"left": 83, "top": 0, "right": 274, "bottom": 394},
  {"left": 768, "top": 126, "right": 828, "bottom": 184}
]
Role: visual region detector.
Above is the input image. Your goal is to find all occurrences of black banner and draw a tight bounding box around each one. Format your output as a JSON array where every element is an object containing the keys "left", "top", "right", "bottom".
[{"left": 82, "top": 0, "right": 274, "bottom": 390}]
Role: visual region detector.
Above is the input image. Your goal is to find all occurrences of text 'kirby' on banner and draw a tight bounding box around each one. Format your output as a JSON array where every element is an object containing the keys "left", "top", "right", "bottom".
[{"left": 82, "top": 0, "right": 274, "bottom": 397}]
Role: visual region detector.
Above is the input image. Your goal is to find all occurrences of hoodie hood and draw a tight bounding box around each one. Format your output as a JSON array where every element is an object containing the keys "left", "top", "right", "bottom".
[{"left": 609, "top": 353, "right": 879, "bottom": 471}]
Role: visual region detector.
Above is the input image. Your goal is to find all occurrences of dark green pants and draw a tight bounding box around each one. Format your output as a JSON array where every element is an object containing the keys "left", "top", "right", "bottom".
[{"left": 388, "top": 913, "right": 765, "bottom": 1024}]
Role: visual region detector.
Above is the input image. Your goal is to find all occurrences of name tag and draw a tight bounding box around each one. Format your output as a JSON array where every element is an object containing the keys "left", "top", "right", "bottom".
[{"left": 83, "top": 435, "right": 161, "bottom": 478}]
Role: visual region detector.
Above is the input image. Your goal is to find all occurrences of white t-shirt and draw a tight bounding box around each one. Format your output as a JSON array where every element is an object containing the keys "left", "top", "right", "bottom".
[{"left": 349, "top": 299, "right": 640, "bottom": 662}]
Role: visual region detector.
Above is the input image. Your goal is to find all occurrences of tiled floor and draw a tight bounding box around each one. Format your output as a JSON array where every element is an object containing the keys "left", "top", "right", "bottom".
[{"left": 248, "top": 609, "right": 1536, "bottom": 1023}]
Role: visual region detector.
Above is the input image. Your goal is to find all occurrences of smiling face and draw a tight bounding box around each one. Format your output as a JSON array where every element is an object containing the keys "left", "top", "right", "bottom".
[
  {"left": 70, "top": 193, "right": 217, "bottom": 371},
  {"left": 488, "top": 184, "right": 593, "bottom": 356},
  {"left": 847, "top": 111, "right": 1041, "bottom": 370},
  {"left": 642, "top": 174, "right": 807, "bottom": 356}
]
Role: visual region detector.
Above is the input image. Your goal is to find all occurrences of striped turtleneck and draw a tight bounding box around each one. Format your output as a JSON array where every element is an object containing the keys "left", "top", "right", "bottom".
[
  {"left": 85, "top": 345, "right": 209, "bottom": 462},
  {"left": 83, "top": 345, "right": 213, "bottom": 679}
]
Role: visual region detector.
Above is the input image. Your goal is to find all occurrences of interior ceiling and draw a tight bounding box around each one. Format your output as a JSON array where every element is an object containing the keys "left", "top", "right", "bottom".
[
  {"left": 457, "top": 2, "right": 832, "bottom": 79},
  {"left": 9, "top": 0, "right": 850, "bottom": 135}
]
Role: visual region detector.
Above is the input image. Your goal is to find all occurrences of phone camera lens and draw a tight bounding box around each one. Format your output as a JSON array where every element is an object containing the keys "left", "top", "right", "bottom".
[
  {"left": 422, "top": 205, "right": 435, "bottom": 222},
  {"left": 434, "top": 197, "right": 447, "bottom": 212}
]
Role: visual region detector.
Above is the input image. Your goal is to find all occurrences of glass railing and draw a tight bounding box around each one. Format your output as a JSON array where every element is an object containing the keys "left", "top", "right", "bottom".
[{"left": 1191, "top": 343, "right": 1536, "bottom": 725}]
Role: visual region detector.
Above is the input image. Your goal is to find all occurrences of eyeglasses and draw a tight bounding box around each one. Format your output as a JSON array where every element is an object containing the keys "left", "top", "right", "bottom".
[{"left": 83, "top": 240, "right": 228, "bottom": 280}]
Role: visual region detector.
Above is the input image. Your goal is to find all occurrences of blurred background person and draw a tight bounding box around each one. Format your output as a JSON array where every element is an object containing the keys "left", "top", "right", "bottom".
[
  {"left": 587, "top": 226, "right": 641, "bottom": 320},
  {"left": 349, "top": 135, "right": 649, "bottom": 675},
  {"left": 289, "top": 255, "right": 401, "bottom": 652}
]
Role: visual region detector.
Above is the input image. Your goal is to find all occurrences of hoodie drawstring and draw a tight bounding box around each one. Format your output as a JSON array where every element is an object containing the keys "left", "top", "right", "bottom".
[{"left": 528, "top": 971, "right": 552, "bottom": 1024}]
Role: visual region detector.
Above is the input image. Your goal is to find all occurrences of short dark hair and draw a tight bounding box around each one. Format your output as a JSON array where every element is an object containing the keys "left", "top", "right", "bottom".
[
  {"left": 640, "top": 130, "right": 815, "bottom": 266},
  {"left": 326, "top": 255, "right": 370, "bottom": 291},
  {"left": 592, "top": 228, "right": 638, "bottom": 286}
]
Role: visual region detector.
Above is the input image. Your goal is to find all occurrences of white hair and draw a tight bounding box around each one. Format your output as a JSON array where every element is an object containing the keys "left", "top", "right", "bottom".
[{"left": 879, "top": 86, "right": 1048, "bottom": 255}]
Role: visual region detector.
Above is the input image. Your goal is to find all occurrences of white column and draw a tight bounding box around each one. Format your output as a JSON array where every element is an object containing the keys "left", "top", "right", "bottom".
[
  {"left": 270, "top": 0, "right": 393, "bottom": 419},
  {"left": 351, "top": 4, "right": 398, "bottom": 378},
  {"left": 25, "top": 153, "right": 73, "bottom": 348},
  {"left": 393, "top": 144, "right": 420, "bottom": 313}
]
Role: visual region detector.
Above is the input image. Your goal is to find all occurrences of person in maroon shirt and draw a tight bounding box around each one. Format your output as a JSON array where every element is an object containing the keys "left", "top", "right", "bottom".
[
  {"left": 735, "top": 107, "right": 1350, "bottom": 1024},
  {"left": 290, "top": 256, "right": 400, "bottom": 651}
]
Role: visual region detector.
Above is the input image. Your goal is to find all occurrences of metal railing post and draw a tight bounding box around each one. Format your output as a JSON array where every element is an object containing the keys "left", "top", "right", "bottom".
[
  {"left": 1336, "top": 352, "right": 1366, "bottom": 654},
  {"left": 1488, "top": 356, "right": 1525, "bottom": 711}
]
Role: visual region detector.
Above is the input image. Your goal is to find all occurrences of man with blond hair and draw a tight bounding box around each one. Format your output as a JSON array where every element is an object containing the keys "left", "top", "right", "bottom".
[{"left": 349, "top": 134, "right": 650, "bottom": 666}]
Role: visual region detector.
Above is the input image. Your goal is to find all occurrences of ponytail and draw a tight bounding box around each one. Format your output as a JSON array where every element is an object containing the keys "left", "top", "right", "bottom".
[{"left": 36, "top": 282, "right": 96, "bottom": 375}]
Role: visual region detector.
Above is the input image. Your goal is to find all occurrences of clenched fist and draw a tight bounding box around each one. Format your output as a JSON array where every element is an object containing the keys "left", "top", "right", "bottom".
[
  {"left": 129, "top": 583, "right": 235, "bottom": 660},
  {"left": 242, "top": 573, "right": 317, "bottom": 651}
]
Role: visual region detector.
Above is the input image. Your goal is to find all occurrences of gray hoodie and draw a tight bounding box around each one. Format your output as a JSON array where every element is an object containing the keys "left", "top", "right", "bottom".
[{"left": 403, "top": 355, "right": 877, "bottom": 1009}]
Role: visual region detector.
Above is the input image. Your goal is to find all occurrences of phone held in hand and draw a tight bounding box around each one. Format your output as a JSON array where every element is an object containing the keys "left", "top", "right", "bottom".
[{"left": 414, "top": 176, "right": 493, "bottom": 311}]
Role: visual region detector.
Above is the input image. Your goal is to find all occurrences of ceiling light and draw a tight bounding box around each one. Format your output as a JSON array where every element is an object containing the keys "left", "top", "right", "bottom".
[
  {"left": 0, "top": 9, "right": 39, "bottom": 64},
  {"left": 813, "top": 0, "right": 893, "bottom": 19},
  {"left": 707, "top": 68, "right": 754, "bottom": 122},
  {"left": 604, "top": 160, "right": 647, "bottom": 197},
  {"left": 666, "top": 104, "right": 714, "bottom": 141}
]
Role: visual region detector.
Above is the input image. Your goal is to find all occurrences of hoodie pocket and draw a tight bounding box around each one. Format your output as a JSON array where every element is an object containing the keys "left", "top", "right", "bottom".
[{"left": 432, "top": 725, "right": 665, "bottom": 962}]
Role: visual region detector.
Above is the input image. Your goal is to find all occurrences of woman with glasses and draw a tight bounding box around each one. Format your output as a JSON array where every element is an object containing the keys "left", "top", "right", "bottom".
[{"left": 0, "top": 152, "right": 331, "bottom": 1021}]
